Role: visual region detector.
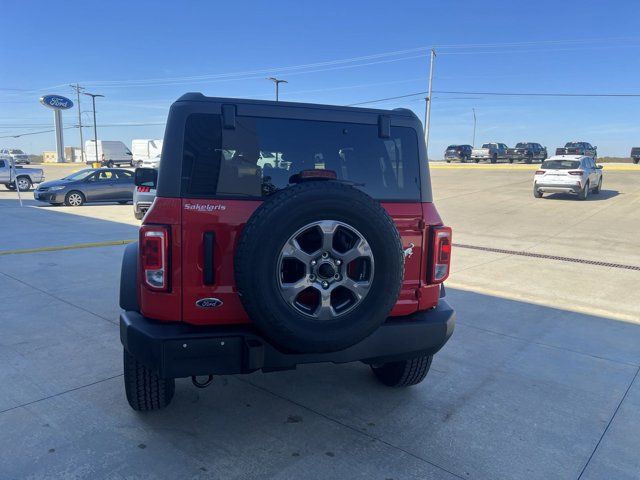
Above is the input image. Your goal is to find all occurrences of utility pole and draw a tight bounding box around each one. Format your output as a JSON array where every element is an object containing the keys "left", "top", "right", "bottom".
[
  {"left": 70, "top": 84, "right": 85, "bottom": 163},
  {"left": 267, "top": 77, "right": 288, "bottom": 101},
  {"left": 424, "top": 48, "right": 436, "bottom": 155},
  {"left": 472, "top": 108, "right": 477, "bottom": 147},
  {"left": 83, "top": 92, "right": 104, "bottom": 166}
]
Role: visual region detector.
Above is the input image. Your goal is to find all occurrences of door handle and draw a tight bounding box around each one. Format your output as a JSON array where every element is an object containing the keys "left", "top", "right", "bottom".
[{"left": 203, "top": 231, "right": 216, "bottom": 285}]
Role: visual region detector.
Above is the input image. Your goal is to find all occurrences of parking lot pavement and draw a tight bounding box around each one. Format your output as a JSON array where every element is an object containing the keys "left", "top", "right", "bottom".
[{"left": 0, "top": 167, "right": 639, "bottom": 479}]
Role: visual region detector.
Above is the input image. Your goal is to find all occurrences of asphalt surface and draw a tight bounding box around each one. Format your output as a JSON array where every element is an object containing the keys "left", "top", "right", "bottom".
[{"left": 0, "top": 163, "right": 639, "bottom": 479}]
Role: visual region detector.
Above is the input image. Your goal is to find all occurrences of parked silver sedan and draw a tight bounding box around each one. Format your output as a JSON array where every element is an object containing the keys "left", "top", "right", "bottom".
[{"left": 533, "top": 155, "right": 603, "bottom": 200}]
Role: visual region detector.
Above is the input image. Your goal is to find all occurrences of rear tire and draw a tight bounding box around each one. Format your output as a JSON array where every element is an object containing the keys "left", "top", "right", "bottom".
[
  {"left": 533, "top": 185, "right": 543, "bottom": 198},
  {"left": 371, "top": 354, "right": 433, "bottom": 387},
  {"left": 16, "top": 176, "right": 31, "bottom": 191},
  {"left": 123, "top": 349, "right": 175, "bottom": 411}
]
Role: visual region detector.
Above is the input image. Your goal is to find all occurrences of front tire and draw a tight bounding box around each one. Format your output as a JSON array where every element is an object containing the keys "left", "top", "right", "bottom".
[
  {"left": 594, "top": 177, "right": 602, "bottom": 194},
  {"left": 65, "top": 190, "right": 85, "bottom": 207},
  {"left": 123, "top": 349, "right": 175, "bottom": 411},
  {"left": 371, "top": 354, "right": 433, "bottom": 387},
  {"left": 579, "top": 181, "right": 590, "bottom": 200}
]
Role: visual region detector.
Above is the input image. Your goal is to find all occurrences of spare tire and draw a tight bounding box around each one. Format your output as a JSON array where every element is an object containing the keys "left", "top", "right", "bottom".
[{"left": 235, "top": 181, "right": 404, "bottom": 353}]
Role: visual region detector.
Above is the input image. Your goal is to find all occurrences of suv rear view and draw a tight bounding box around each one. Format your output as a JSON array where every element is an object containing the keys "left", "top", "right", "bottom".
[{"left": 119, "top": 94, "right": 455, "bottom": 411}]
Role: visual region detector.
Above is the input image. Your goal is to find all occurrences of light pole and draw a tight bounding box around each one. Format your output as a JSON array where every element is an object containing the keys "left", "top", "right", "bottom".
[
  {"left": 70, "top": 84, "right": 85, "bottom": 162},
  {"left": 83, "top": 92, "right": 104, "bottom": 165},
  {"left": 472, "top": 108, "right": 477, "bottom": 147},
  {"left": 267, "top": 77, "right": 288, "bottom": 101},
  {"left": 424, "top": 48, "right": 436, "bottom": 155}
]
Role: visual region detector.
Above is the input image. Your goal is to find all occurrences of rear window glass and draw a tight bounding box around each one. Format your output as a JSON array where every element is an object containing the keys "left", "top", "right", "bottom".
[
  {"left": 182, "top": 114, "right": 420, "bottom": 200},
  {"left": 542, "top": 160, "right": 581, "bottom": 169}
]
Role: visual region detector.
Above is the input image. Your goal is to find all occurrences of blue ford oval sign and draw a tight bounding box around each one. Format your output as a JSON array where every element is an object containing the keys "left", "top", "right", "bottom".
[{"left": 40, "top": 94, "right": 74, "bottom": 110}]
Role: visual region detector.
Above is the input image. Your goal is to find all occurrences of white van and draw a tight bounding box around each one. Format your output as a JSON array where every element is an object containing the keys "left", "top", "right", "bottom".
[
  {"left": 131, "top": 139, "right": 163, "bottom": 167},
  {"left": 85, "top": 140, "right": 134, "bottom": 167}
]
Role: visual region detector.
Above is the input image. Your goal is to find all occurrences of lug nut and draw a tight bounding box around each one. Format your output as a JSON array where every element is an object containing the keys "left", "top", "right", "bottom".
[
  {"left": 335, "top": 259, "right": 342, "bottom": 266},
  {"left": 322, "top": 281, "right": 329, "bottom": 288},
  {"left": 311, "top": 260, "right": 317, "bottom": 266}
]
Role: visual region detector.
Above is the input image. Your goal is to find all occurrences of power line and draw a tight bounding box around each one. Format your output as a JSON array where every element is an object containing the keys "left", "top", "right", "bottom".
[
  {"left": 347, "top": 89, "right": 640, "bottom": 106},
  {"left": 436, "top": 90, "right": 640, "bottom": 97}
]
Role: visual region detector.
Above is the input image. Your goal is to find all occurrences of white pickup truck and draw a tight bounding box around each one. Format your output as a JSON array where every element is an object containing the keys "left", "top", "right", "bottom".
[
  {"left": 0, "top": 157, "right": 45, "bottom": 191},
  {"left": 471, "top": 142, "right": 509, "bottom": 163}
]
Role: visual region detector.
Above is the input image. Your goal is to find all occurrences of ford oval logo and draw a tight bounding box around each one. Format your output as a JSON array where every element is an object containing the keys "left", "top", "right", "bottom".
[
  {"left": 196, "top": 298, "right": 223, "bottom": 308},
  {"left": 39, "top": 94, "right": 74, "bottom": 110}
]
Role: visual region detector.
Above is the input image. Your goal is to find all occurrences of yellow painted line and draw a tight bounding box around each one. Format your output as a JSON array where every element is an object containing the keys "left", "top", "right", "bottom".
[
  {"left": 446, "top": 280, "right": 639, "bottom": 323},
  {"left": 0, "top": 239, "right": 136, "bottom": 256}
]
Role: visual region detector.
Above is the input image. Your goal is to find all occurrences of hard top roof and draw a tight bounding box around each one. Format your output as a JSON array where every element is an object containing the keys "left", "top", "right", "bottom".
[{"left": 173, "top": 92, "right": 418, "bottom": 118}]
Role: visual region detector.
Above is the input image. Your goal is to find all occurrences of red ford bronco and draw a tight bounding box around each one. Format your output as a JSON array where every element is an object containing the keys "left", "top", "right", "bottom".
[{"left": 120, "top": 94, "right": 455, "bottom": 411}]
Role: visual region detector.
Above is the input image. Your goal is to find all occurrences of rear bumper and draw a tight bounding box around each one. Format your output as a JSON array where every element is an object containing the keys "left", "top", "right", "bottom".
[
  {"left": 536, "top": 182, "right": 582, "bottom": 194},
  {"left": 120, "top": 300, "right": 456, "bottom": 379}
]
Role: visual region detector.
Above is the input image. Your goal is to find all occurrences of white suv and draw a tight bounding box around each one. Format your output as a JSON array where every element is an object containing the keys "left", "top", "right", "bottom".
[{"left": 533, "top": 155, "right": 603, "bottom": 200}]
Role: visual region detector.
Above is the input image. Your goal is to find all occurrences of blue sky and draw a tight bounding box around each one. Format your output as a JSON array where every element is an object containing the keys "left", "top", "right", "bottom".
[{"left": 2, "top": 0, "right": 640, "bottom": 157}]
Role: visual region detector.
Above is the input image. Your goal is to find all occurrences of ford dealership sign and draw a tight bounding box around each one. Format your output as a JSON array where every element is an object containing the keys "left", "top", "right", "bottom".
[{"left": 40, "top": 94, "right": 74, "bottom": 110}]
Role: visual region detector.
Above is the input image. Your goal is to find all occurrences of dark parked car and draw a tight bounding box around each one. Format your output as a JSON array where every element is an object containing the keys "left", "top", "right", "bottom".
[
  {"left": 505, "top": 142, "right": 547, "bottom": 163},
  {"left": 33, "top": 168, "right": 135, "bottom": 206},
  {"left": 555, "top": 142, "right": 597, "bottom": 159},
  {"left": 631, "top": 147, "right": 640, "bottom": 164},
  {"left": 444, "top": 145, "right": 472, "bottom": 162}
]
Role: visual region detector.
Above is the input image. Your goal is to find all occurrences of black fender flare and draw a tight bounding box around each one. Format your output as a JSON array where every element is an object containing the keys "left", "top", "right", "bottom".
[{"left": 120, "top": 241, "right": 140, "bottom": 311}]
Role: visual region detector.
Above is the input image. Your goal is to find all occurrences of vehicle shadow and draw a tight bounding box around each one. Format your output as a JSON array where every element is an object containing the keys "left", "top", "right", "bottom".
[{"left": 542, "top": 189, "right": 620, "bottom": 201}]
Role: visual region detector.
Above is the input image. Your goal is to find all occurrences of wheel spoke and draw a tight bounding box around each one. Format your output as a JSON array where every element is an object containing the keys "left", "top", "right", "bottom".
[
  {"left": 281, "top": 239, "right": 313, "bottom": 264},
  {"left": 318, "top": 220, "right": 339, "bottom": 253},
  {"left": 315, "top": 288, "right": 337, "bottom": 320},
  {"left": 341, "top": 238, "right": 373, "bottom": 265},
  {"left": 341, "top": 278, "right": 371, "bottom": 301},
  {"left": 281, "top": 277, "right": 312, "bottom": 305}
]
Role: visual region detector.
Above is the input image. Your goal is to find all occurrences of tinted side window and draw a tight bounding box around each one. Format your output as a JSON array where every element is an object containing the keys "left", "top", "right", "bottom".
[{"left": 182, "top": 114, "right": 421, "bottom": 201}]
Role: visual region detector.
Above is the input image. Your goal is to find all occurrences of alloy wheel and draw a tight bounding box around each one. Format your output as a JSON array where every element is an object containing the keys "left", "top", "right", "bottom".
[{"left": 277, "top": 220, "right": 374, "bottom": 320}]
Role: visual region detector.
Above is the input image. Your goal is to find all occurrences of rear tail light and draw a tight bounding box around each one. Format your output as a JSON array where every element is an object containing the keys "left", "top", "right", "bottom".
[
  {"left": 568, "top": 171, "right": 583, "bottom": 176},
  {"left": 140, "top": 225, "right": 170, "bottom": 291},
  {"left": 535, "top": 170, "right": 545, "bottom": 175},
  {"left": 137, "top": 186, "right": 151, "bottom": 192},
  {"left": 429, "top": 226, "right": 452, "bottom": 284}
]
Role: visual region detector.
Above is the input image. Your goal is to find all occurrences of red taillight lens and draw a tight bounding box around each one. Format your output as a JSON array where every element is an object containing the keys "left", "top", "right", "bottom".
[
  {"left": 568, "top": 171, "right": 583, "bottom": 176},
  {"left": 535, "top": 170, "right": 545, "bottom": 175},
  {"left": 140, "top": 225, "right": 169, "bottom": 291},
  {"left": 137, "top": 186, "right": 151, "bottom": 192},
  {"left": 430, "top": 226, "right": 452, "bottom": 284}
]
